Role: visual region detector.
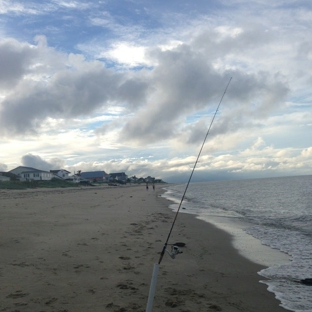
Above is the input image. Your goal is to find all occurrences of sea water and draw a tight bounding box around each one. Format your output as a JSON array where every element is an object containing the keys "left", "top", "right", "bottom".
[{"left": 163, "top": 175, "right": 312, "bottom": 312}]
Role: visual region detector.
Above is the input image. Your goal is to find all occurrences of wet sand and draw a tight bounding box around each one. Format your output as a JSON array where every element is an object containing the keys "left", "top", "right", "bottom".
[{"left": 0, "top": 185, "right": 287, "bottom": 311}]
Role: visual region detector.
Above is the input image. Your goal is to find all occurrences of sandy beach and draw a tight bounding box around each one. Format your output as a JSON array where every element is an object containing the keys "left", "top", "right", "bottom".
[{"left": 0, "top": 184, "right": 287, "bottom": 312}]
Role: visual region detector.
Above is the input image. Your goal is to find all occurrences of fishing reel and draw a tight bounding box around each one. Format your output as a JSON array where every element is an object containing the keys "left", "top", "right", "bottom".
[{"left": 165, "top": 242, "right": 185, "bottom": 259}]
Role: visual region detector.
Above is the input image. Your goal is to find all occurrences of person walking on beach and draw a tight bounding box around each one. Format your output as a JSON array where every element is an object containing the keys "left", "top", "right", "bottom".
[
  {"left": 146, "top": 183, "right": 149, "bottom": 190},
  {"left": 152, "top": 183, "right": 155, "bottom": 190}
]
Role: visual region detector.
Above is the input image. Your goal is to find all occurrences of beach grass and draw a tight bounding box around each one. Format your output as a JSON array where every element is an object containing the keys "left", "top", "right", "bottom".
[{"left": 0, "top": 178, "right": 78, "bottom": 190}]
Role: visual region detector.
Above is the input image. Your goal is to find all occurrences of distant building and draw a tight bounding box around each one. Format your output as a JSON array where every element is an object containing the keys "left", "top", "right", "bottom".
[
  {"left": 0, "top": 172, "right": 19, "bottom": 181},
  {"left": 80, "top": 171, "right": 109, "bottom": 182},
  {"left": 0, "top": 172, "right": 10, "bottom": 182},
  {"left": 109, "top": 172, "right": 128, "bottom": 182},
  {"left": 50, "top": 169, "right": 71, "bottom": 179},
  {"left": 9, "top": 166, "right": 53, "bottom": 181}
]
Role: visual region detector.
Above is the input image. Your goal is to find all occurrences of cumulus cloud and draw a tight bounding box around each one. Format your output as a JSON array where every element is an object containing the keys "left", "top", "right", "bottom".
[
  {"left": 21, "top": 154, "right": 65, "bottom": 171},
  {"left": 0, "top": 38, "right": 150, "bottom": 136},
  {"left": 0, "top": 38, "right": 38, "bottom": 90},
  {"left": 0, "top": 163, "right": 8, "bottom": 171},
  {"left": 0, "top": 24, "right": 291, "bottom": 147},
  {"left": 63, "top": 140, "right": 312, "bottom": 183},
  {"left": 117, "top": 43, "right": 289, "bottom": 146},
  {"left": 1, "top": 1, "right": 311, "bottom": 180}
]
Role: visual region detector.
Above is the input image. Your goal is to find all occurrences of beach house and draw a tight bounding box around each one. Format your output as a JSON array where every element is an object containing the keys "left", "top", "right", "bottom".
[
  {"left": 50, "top": 169, "right": 71, "bottom": 179},
  {"left": 9, "top": 166, "right": 54, "bottom": 181},
  {"left": 79, "top": 171, "right": 109, "bottom": 182}
]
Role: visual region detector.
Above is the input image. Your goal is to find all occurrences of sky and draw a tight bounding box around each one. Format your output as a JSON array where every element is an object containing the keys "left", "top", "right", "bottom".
[{"left": 0, "top": 0, "right": 311, "bottom": 183}]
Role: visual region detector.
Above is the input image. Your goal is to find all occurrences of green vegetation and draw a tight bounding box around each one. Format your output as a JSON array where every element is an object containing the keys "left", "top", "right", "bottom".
[{"left": 0, "top": 178, "right": 78, "bottom": 190}]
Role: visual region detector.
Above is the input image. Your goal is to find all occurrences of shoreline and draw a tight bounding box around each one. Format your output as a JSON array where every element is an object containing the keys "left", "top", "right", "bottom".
[
  {"left": 0, "top": 185, "right": 287, "bottom": 311},
  {"left": 163, "top": 185, "right": 290, "bottom": 267}
]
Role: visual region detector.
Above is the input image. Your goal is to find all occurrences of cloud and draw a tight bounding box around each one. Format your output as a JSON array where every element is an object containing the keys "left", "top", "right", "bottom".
[
  {"left": 0, "top": 1, "right": 311, "bottom": 182},
  {"left": 21, "top": 154, "right": 65, "bottom": 171},
  {"left": 0, "top": 163, "right": 8, "bottom": 171},
  {"left": 0, "top": 38, "right": 38, "bottom": 90},
  {"left": 0, "top": 0, "right": 91, "bottom": 15},
  {"left": 0, "top": 25, "right": 290, "bottom": 150},
  {"left": 0, "top": 0, "right": 40, "bottom": 15},
  {"left": 301, "top": 147, "right": 312, "bottom": 158},
  {"left": 0, "top": 38, "right": 150, "bottom": 136},
  {"left": 62, "top": 139, "right": 312, "bottom": 183},
  {"left": 98, "top": 42, "right": 150, "bottom": 67},
  {"left": 116, "top": 42, "right": 289, "bottom": 146}
]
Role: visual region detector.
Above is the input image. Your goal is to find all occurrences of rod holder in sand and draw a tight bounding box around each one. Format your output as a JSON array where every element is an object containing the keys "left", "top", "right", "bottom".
[{"left": 146, "top": 263, "right": 159, "bottom": 312}]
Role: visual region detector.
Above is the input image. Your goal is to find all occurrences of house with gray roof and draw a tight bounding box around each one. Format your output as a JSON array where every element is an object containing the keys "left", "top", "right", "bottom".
[
  {"left": 50, "top": 169, "right": 71, "bottom": 179},
  {"left": 9, "top": 166, "right": 53, "bottom": 181},
  {"left": 80, "top": 171, "right": 109, "bottom": 182}
]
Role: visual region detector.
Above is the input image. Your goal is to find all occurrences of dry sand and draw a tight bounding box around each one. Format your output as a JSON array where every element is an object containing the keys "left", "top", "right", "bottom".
[{"left": 0, "top": 184, "right": 287, "bottom": 312}]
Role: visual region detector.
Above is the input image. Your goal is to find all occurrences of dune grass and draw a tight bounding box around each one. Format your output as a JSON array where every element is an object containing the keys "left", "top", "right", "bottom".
[{"left": 0, "top": 178, "right": 78, "bottom": 190}]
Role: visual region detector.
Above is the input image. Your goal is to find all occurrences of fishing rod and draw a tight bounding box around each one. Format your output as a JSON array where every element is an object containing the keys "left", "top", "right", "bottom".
[{"left": 146, "top": 77, "right": 232, "bottom": 312}]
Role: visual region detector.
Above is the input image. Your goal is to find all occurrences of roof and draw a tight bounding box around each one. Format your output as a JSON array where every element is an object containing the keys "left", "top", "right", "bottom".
[
  {"left": 50, "top": 169, "right": 70, "bottom": 173},
  {"left": 110, "top": 172, "right": 127, "bottom": 177},
  {"left": 9, "top": 166, "right": 39, "bottom": 172},
  {"left": 20, "top": 170, "right": 52, "bottom": 174},
  {"left": 80, "top": 171, "right": 107, "bottom": 179},
  {"left": 9, "top": 166, "right": 51, "bottom": 174}
]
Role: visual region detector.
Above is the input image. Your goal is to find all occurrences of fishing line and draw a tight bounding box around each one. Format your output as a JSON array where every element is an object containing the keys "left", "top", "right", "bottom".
[{"left": 158, "top": 77, "right": 232, "bottom": 265}]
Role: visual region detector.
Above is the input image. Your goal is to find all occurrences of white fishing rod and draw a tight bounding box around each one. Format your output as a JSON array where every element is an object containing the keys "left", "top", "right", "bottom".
[{"left": 146, "top": 77, "right": 232, "bottom": 312}]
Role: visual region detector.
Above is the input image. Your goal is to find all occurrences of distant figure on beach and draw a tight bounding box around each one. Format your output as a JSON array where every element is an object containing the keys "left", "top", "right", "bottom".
[
  {"left": 146, "top": 183, "right": 149, "bottom": 190},
  {"left": 152, "top": 183, "right": 155, "bottom": 190}
]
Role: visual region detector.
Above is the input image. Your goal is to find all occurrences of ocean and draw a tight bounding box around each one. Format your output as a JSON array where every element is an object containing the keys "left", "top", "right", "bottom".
[{"left": 162, "top": 175, "right": 312, "bottom": 312}]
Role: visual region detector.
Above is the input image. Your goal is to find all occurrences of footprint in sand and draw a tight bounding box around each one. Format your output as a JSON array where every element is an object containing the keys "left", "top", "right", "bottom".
[
  {"left": 6, "top": 291, "right": 29, "bottom": 299},
  {"left": 123, "top": 264, "right": 135, "bottom": 270},
  {"left": 116, "top": 281, "right": 138, "bottom": 291},
  {"left": 88, "top": 288, "right": 96, "bottom": 294},
  {"left": 209, "top": 304, "right": 223, "bottom": 311},
  {"left": 62, "top": 251, "right": 72, "bottom": 258},
  {"left": 165, "top": 298, "right": 183, "bottom": 308},
  {"left": 77, "top": 242, "right": 88, "bottom": 246},
  {"left": 45, "top": 297, "right": 58, "bottom": 305},
  {"left": 14, "top": 302, "right": 28, "bottom": 306}
]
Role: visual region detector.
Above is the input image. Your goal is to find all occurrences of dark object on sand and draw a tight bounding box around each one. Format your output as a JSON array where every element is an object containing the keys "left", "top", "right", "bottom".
[
  {"left": 167, "top": 242, "right": 186, "bottom": 247},
  {"left": 300, "top": 278, "right": 312, "bottom": 286},
  {"left": 172, "top": 242, "right": 186, "bottom": 247}
]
